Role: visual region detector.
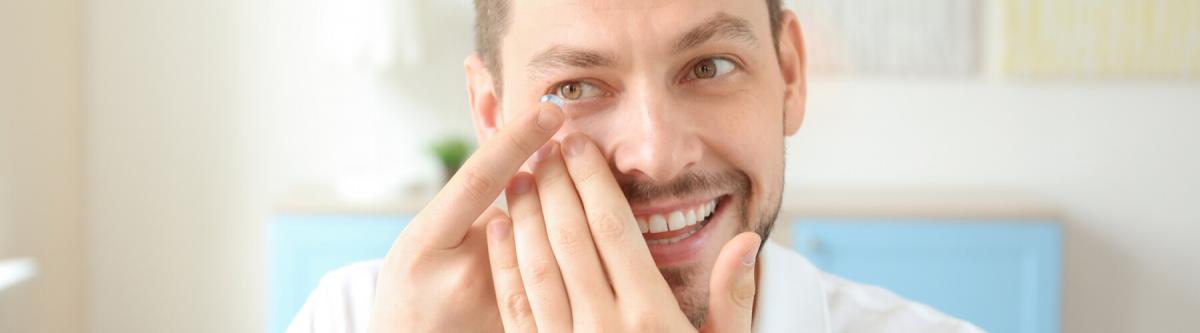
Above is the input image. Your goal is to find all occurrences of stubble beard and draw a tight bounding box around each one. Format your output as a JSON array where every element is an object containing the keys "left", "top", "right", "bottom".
[{"left": 622, "top": 171, "right": 781, "bottom": 328}]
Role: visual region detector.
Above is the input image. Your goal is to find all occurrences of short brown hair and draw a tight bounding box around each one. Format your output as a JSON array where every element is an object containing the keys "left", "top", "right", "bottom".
[{"left": 473, "top": 0, "right": 784, "bottom": 92}]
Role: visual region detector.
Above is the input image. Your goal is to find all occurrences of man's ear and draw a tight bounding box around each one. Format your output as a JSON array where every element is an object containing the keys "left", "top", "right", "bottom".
[
  {"left": 776, "top": 10, "right": 807, "bottom": 136},
  {"left": 465, "top": 53, "right": 501, "bottom": 146}
]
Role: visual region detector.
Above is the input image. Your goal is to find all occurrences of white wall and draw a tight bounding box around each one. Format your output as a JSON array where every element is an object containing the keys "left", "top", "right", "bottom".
[
  {"left": 0, "top": 0, "right": 86, "bottom": 332},
  {"left": 787, "top": 78, "right": 1200, "bottom": 332},
  {"left": 85, "top": 0, "right": 264, "bottom": 331},
  {"left": 84, "top": 0, "right": 477, "bottom": 332}
]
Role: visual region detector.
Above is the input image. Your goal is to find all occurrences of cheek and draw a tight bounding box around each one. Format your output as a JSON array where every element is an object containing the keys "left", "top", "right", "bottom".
[
  {"left": 697, "top": 93, "right": 786, "bottom": 177},
  {"left": 695, "top": 91, "right": 787, "bottom": 225}
]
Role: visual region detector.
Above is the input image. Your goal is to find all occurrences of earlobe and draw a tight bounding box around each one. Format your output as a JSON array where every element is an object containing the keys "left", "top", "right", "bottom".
[
  {"left": 465, "top": 53, "right": 502, "bottom": 146},
  {"left": 777, "top": 11, "right": 807, "bottom": 136}
]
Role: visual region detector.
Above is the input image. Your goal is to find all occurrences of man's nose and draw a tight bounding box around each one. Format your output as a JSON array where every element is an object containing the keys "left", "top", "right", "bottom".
[{"left": 608, "top": 91, "right": 703, "bottom": 183}]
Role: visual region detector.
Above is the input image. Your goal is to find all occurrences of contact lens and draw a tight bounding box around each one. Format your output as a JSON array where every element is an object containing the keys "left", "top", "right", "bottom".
[{"left": 540, "top": 94, "right": 565, "bottom": 109}]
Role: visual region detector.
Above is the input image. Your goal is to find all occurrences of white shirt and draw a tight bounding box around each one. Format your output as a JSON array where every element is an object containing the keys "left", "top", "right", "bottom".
[{"left": 288, "top": 241, "right": 986, "bottom": 333}]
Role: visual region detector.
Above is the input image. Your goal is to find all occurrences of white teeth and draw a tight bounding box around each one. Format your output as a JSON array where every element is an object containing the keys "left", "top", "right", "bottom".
[
  {"left": 648, "top": 214, "right": 668, "bottom": 233},
  {"left": 667, "top": 211, "right": 686, "bottom": 230},
  {"left": 637, "top": 199, "right": 718, "bottom": 236}
]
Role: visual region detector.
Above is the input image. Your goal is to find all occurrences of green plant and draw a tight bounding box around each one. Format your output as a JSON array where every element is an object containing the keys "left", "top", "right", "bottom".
[{"left": 430, "top": 136, "right": 474, "bottom": 182}]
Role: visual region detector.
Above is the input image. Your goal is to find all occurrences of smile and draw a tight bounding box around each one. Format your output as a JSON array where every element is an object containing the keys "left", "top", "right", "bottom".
[
  {"left": 636, "top": 199, "right": 718, "bottom": 245},
  {"left": 629, "top": 194, "right": 728, "bottom": 266}
]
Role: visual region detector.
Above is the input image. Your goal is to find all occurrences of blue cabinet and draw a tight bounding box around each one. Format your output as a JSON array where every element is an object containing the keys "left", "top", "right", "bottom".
[
  {"left": 268, "top": 214, "right": 412, "bottom": 333},
  {"left": 791, "top": 219, "right": 1061, "bottom": 333},
  {"left": 267, "top": 215, "right": 1060, "bottom": 333}
]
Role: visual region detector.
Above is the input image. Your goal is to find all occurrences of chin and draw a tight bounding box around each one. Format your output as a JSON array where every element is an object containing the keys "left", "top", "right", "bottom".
[{"left": 636, "top": 193, "right": 748, "bottom": 328}]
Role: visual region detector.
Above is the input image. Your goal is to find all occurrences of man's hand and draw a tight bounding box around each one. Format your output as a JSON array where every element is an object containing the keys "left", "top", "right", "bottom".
[
  {"left": 366, "top": 101, "right": 564, "bottom": 333},
  {"left": 485, "top": 133, "right": 763, "bottom": 332}
]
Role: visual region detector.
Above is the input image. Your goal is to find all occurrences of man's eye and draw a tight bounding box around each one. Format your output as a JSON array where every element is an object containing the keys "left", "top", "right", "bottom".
[
  {"left": 556, "top": 81, "right": 603, "bottom": 100},
  {"left": 686, "top": 57, "right": 736, "bottom": 80}
]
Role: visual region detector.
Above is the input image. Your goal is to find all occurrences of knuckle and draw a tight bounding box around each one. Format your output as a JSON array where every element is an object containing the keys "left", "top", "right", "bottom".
[
  {"left": 397, "top": 258, "right": 425, "bottom": 278},
  {"left": 571, "top": 164, "right": 604, "bottom": 185},
  {"left": 392, "top": 248, "right": 441, "bottom": 276},
  {"left": 493, "top": 253, "right": 520, "bottom": 271},
  {"left": 590, "top": 211, "right": 628, "bottom": 242},
  {"left": 522, "top": 261, "right": 553, "bottom": 287},
  {"left": 458, "top": 170, "right": 499, "bottom": 202},
  {"left": 503, "top": 132, "right": 539, "bottom": 156},
  {"left": 381, "top": 257, "right": 418, "bottom": 279},
  {"left": 552, "top": 226, "right": 588, "bottom": 255},
  {"left": 502, "top": 292, "right": 533, "bottom": 321},
  {"left": 448, "top": 266, "right": 478, "bottom": 289},
  {"left": 731, "top": 279, "right": 757, "bottom": 309}
]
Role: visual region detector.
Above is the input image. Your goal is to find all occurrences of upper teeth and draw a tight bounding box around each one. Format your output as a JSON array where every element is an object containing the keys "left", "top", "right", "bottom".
[{"left": 636, "top": 199, "right": 717, "bottom": 234}]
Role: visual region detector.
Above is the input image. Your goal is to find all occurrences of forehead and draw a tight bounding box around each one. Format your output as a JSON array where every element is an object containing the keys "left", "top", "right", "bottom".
[{"left": 499, "top": 0, "right": 771, "bottom": 71}]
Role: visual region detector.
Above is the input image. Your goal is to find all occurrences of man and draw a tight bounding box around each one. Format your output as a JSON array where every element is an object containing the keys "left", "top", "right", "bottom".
[{"left": 290, "top": 0, "right": 985, "bottom": 332}]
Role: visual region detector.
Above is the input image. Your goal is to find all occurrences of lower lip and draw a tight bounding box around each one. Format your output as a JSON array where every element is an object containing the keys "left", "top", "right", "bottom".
[{"left": 644, "top": 196, "right": 728, "bottom": 267}]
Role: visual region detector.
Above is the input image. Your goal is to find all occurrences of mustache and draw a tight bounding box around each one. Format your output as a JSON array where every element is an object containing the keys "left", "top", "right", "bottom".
[{"left": 618, "top": 171, "right": 751, "bottom": 204}]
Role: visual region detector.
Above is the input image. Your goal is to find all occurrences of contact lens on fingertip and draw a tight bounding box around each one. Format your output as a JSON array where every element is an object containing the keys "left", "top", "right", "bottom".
[{"left": 540, "top": 94, "right": 565, "bottom": 109}]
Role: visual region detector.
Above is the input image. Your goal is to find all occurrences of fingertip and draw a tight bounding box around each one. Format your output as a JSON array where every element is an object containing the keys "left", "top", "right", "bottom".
[
  {"left": 734, "top": 231, "right": 763, "bottom": 265},
  {"left": 562, "top": 132, "right": 592, "bottom": 158},
  {"left": 718, "top": 232, "right": 762, "bottom": 269},
  {"left": 737, "top": 231, "right": 763, "bottom": 243},
  {"left": 508, "top": 172, "right": 535, "bottom": 195},
  {"left": 487, "top": 217, "right": 512, "bottom": 242},
  {"left": 536, "top": 95, "right": 565, "bottom": 131},
  {"left": 741, "top": 234, "right": 762, "bottom": 266}
]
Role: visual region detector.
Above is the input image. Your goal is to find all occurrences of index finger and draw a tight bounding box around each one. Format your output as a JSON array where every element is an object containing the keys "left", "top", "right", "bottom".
[{"left": 408, "top": 96, "right": 565, "bottom": 249}]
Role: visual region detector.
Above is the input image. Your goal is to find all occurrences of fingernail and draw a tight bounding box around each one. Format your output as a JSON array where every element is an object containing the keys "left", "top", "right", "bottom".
[
  {"left": 537, "top": 95, "right": 565, "bottom": 130},
  {"left": 509, "top": 174, "right": 533, "bottom": 194},
  {"left": 488, "top": 219, "right": 511, "bottom": 241},
  {"left": 742, "top": 241, "right": 761, "bottom": 266},
  {"left": 563, "top": 134, "right": 586, "bottom": 157},
  {"left": 531, "top": 142, "right": 558, "bottom": 163}
]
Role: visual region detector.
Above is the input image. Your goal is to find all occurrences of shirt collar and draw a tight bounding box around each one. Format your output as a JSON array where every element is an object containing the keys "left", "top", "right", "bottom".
[{"left": 752, "top": 240, "right": 831, "bottom": 333}]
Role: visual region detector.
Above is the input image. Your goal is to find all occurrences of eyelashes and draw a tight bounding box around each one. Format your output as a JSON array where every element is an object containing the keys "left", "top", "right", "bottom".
[
  {"left": 554, "top": 80, "right": 606, "bottom": 101},
  {"left": 547, "top": 55, "right": 743, "bottom": 102}
]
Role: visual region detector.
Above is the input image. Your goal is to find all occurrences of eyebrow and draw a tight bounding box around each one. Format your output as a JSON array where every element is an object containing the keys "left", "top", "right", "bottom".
[
  {"left": 526, "top": 45, "right": 617, "bottom": 80},
  {"left": 673, "top": 13, "right": 758, "bottom": 53},
  {"left": 524, "top": 12, "right": 757, "bottom": 80}
]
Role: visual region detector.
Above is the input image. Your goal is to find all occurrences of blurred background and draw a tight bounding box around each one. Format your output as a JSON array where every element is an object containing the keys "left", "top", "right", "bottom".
[{"left": 1, "top": 0, "right": 1197, "bottom": 332}]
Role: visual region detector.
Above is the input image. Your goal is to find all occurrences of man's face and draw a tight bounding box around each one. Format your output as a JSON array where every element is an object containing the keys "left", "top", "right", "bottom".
[{"left": 476, "top": 0, "right": 804, "bottom": 325}]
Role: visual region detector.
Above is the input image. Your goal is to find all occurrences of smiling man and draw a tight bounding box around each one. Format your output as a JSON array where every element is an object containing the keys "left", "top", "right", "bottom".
[{"left": 288, "top": 1, "right": 984, "bottom": 332}]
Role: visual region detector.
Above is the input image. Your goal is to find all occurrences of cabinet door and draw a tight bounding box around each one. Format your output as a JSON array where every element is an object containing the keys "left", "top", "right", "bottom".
[
  {"left": 269, "top": 214, "right": 412, "bottom": 333},
  {"left": 792, "top": 219, "right": 1061, "bottom": 333}
]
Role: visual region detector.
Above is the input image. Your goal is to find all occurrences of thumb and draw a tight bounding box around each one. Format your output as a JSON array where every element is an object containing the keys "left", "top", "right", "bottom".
[{"left": 701, "top": 232, "right": 762, "bottom": 333}]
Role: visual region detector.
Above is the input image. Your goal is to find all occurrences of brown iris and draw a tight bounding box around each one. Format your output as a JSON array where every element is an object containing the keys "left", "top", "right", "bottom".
[
  {"left": 558, "top": 82, "right": 583, "bottom": 100},
  {"left": 692, "top": 59, "right": 718, "bottom": 79}
]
